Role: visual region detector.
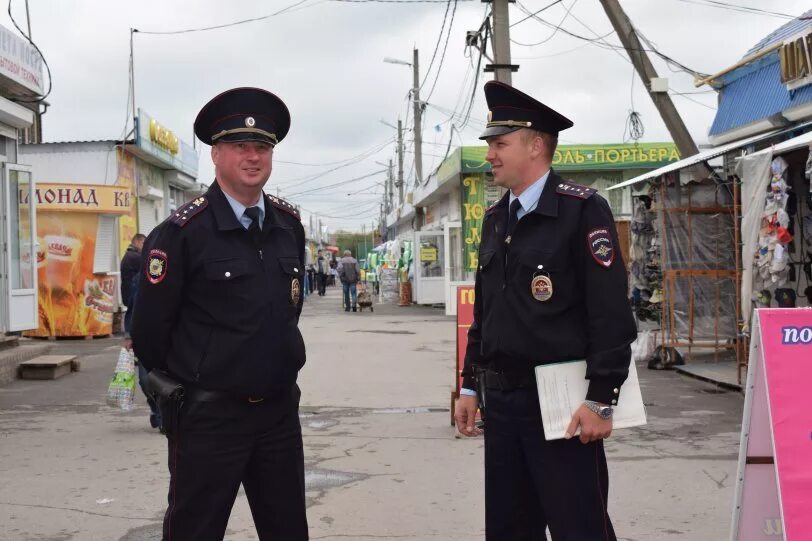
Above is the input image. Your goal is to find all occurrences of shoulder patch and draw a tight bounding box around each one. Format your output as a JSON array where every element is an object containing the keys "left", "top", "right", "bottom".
[
  {"left": 587, "top": 227, "right": 615, "bottom": 268},
  {"left": 267, "top": 194, "right": 301, "bottom": 220},
  {"left": 556, "top": 181, "right": 595, "bottom": 200},
  {"left": 169, "top": 197, "right": 208, "bottom": 227}
]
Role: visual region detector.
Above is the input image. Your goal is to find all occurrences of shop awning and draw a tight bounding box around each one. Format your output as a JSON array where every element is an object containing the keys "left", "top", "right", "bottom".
[
  {"left": 606, "top": 130, "right": 782, "bottom": 191},
  {"left": 745, "top": 129, "right": 812, "bottom": 158}
]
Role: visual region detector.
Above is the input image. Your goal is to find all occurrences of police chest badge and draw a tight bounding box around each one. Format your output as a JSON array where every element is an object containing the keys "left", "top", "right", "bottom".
[
  {"left": 147, "top": 249, "right": 168, "bottom": 284},
  {"left": 587, "top": 228, "right": 615, "bottom": 268},
  {"left": 290, "top": 277, "right": 301, "bottom": 305},
  {"left": 531, "top": 274, "right": 553, "bottom": 302}
]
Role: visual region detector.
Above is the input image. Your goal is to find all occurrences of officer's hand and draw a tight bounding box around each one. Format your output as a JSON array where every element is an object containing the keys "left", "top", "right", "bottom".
[
  {"left": 565, "top": 404, "right": 612, "bottom": 444},
  {"left": 454, "top": 395, "right": 482, "bottom": 437},
  {"left": 122, "top": 338, "right": 133, "bottom": 351}
]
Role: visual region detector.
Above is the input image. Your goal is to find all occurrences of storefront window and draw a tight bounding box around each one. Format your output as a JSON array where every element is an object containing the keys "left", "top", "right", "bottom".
[{"left": 418, "top": 235, "right": 444, "bottom": 278}]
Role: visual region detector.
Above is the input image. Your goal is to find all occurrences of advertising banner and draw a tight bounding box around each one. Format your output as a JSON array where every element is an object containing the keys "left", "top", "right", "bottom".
[
  {"left": 456, "top": 285, "right": 475, "bottom": 393},
  {"left": 731, "top": 308, "right": 812, "bottom": 540},
  {"left": 116, "top": 148, "right": 138, "bottom": 259},
  {"left": 24, "top": 212, "right": 115, "bottom": 337}
]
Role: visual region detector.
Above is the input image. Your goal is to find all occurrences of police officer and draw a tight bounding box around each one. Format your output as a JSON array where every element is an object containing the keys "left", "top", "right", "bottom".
[
  {"left": 132, "top": 87, "right": 308, "bottom": 541},
  {"left": 454, "top": 81, "right": 637, "bottom": 540}
]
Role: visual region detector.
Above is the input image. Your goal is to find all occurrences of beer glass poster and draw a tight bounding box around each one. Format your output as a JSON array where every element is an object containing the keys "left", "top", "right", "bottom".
[{"left": 21, "top": 183, "right": 132, "bottom": 338}]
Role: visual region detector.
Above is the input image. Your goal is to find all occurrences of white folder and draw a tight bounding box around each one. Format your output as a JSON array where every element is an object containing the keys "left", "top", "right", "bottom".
[{"left": 534, "top": 360, "right": 647, "bottom": 441}]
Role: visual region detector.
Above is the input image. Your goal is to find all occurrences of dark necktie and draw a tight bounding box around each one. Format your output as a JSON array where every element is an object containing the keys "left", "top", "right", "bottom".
[
  {"left": 244, "top": 206, "right": 262, "bottom": 243},
  {"left": 505, "top": 198, "right": 521, "bottom": 240}
]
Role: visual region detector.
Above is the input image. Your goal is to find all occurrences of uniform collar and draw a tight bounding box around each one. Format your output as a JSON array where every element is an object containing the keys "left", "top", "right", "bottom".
[
  {"left": 207, "top": 181, "right": 287, "bottom": 231},
  {"left": 531, "top": 168, "right": 561, "bottom": 218},
  {"left": 222, "top": 188, "right": 265, "bottom": 228},
  {"left": 508, "top": 169, "right": 550, "bottom": 215}
]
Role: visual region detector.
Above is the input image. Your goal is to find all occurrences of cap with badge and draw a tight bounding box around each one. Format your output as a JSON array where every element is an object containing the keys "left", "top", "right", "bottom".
[
  {"left": 194, "top": 87, "right": 290, "bottom": 147},
  {"left": 479, "top": 81, "right": 574, "bottom": 140}
]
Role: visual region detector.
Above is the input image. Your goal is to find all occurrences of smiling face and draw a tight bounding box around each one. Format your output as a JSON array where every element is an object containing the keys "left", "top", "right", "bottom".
[
  {"left": 211, "top": 141, "right": 273, "bottom": 202},
  {"left": 485, "top": 129, "right": 551, "bottom": 195}
]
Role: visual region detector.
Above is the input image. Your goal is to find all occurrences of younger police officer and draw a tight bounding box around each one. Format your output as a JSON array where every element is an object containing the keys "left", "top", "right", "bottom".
[
  {"left": 132, "top": 87, "right": 308, "bottom": 541},
  {"left": 454, "top": 81, "right": 637, "bottom": 540}
]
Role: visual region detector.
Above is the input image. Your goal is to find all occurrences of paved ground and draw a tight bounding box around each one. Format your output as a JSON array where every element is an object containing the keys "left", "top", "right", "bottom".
[{"left": 0, "top": 285, "right": 745, "bottom": 540}]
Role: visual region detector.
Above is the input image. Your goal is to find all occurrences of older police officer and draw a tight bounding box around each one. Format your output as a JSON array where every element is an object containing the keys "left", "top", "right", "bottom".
[
  {"left": 455, "top": 81, "right": 637, "bottom": 540},
  {"left": 132, "top": 87, "right": 308, "bottom": 540}
]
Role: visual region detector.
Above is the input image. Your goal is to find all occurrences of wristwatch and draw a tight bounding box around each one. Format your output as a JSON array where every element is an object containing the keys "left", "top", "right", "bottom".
[{"left": 584, "top": 400, "right": 613, "bottom": 420}]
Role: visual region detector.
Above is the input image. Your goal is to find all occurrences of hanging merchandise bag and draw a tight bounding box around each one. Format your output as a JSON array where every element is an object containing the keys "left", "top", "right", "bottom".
[{"left": 106, "top": 347, "right": 136, "bottom": 411}]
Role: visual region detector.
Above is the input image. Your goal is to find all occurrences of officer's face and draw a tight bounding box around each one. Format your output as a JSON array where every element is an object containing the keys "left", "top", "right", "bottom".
[
  {"left": 485, "top": 131, "right": 533, "bottom": 189},
  {"left": 212, "top": 141, "right": 273, "bottom": 194}
]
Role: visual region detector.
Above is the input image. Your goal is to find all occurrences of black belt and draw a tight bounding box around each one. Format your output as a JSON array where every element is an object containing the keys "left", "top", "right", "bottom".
[
  {"left": 185, "top": 387, "right": 268, "bottom": 404},
  {"left": 482, "top": 369, "right": 536, "bottom": 391}
]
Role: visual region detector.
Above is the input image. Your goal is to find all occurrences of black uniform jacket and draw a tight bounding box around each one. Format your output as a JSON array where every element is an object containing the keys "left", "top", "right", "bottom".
[
  {"left": 462, "top": 171, "right": 637, "bottom": 405},
  {"left": 131, "top": 181, "right": 306, "bottom": 397}
]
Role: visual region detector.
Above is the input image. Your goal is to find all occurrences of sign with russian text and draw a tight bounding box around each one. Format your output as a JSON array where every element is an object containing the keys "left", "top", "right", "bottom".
[
  {"left": 135, "top": 108, "right": 199, "bottom": 177},
  {"left": 19, "top": 183, "right": 133, "bottom": 214},
  {"left": 731, "top": 308, "right": 812, "bottom": 540},
  {"left": 0, "top": 23, "right": 44, "bottom": 96},
  {"left": 456, "top": 285, "right": 475, "bottom": 393},
  {"left": 461, "top": 175, "right": 500, "bottom": 272},
  {"left": 461, "top": 143, "right": 680, "bottom": 173}
]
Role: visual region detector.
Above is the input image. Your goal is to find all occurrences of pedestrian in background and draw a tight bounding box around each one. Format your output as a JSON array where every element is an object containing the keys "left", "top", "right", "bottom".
[
  {"left": 119, "top": 233, "right": 161, "bottom": 431},
  {"left": 316, "top": 248, "right": 329, "bottom": 296},
  {"left": 338, "top": 249, "right": 360, "bottom": 312}
]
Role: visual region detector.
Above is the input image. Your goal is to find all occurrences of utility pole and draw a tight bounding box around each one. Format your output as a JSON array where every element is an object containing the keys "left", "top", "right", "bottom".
[
  {"left": 397, "top": 119, "right": 405, "bottom": 206},
  {"left": 387, "top": 159, "right": 394, "bottom": 212},
  {"left": 599, "top": 0, "right": 702, "bottom": 161},
  {"left": 412, "top": 48, "right": 424, "bottom": 187},
  {"left": 485, "top": 0, "right": 518, "bottom": 84}
]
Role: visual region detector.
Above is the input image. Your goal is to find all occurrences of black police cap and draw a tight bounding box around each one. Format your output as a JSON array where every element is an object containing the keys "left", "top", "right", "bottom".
[
  {"left": 194, "top": 87, "right": 290, "bottom": 146},
  {"left": 479, "top": 81, "right": 573, "bottom": 140}
]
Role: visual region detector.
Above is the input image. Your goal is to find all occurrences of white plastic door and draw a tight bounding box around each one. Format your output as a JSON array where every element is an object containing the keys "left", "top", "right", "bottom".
[
  {"left": 5, "top": 164, "right": 38, "bottom": 331},
  {"left": 414, "top": 230, "right": 445, "bottom": 305}
]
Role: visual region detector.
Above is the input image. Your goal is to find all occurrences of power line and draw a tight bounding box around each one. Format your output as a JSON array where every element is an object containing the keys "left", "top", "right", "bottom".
[
  {"left": 275, "top": 138, "right": 394, "bottom": 189},
  {"left": 133, "top": 0, "right": 316, "bottom": 35},
  {"left": 283, "top": 169, "right": 386, "bottom": 198},
  {"left": 424, "top": 0, "right": 458, "bottom": 105},
  {"left": 510, "top": 0, "right": 562, "bottom": 27},
  {"left": 510, "top": 0, "right": 580, "bottom": 48},
  {"left": 419, "top": 0, "right": 453, "bottom": 95},
  {"left": 670, "top": 0, "right": 797, "bottom": 19}
]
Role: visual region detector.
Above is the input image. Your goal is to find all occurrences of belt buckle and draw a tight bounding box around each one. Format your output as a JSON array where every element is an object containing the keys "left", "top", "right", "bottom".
[{"left": 248, "top": 396, "right": 264, "bottom": 403}]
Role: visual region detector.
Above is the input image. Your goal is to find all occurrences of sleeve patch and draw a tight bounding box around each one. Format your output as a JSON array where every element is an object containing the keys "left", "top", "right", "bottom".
[
  {"left": 146, "top": 249, "right": 168, "bottom": 284},
  {"left": 587, "top": 228, "right": 614, "bottom": 268}
]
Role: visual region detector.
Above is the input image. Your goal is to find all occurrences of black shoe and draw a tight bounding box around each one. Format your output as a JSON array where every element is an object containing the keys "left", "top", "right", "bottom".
[
  {"left": 352, "top": 306, "right": 357, "bottom": 312},
  {"left": 345, "top": 308, "right": 350, "bottom": 312}
]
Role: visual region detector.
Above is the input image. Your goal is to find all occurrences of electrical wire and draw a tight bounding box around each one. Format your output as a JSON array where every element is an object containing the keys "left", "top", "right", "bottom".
[
  {"left": 424, "top": 0, "right": 458, "bottom": 105},
  {"left": 283, "top": 169, "right": 386, "bottom": 198},
  {"left": 419, "top": 0, "right": 453, "bottom": 95},
  {"left": 6, "top": 0, "right": 52, "bottom": 103},
  {"left": 510, "top": 0, "right": 563, "bottom": 27},
  {"left": 670, "top": 0, "right": 797, "bottom": 19},
  {"left": 133, "top": 0, "right": 316, "bottom": 35},
  {"left": 510, "top": 0, "right": 579, "bottom": 48}
]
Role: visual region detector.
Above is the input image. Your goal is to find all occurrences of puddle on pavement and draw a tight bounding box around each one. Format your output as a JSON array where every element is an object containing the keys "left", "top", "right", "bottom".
[
  {"left": 306, "top": 467, "right": 366, "bottom": 490},
  {"left": 347, "top": 329, "right": 416, "bottom": 335},
  {"left": 306, "top": 419, "right": 338, "bottom": 429},
  {"left": 371, "top": 407, "right": 448, "bottom": 414}
]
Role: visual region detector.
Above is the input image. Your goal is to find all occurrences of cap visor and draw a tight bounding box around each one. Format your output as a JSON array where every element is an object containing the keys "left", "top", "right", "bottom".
[
  {"left": 216, "top": 133, "right": 275, "bottom": 145},
  {"left": 479, "top": 125, "right": 521, "bottom": 140}
]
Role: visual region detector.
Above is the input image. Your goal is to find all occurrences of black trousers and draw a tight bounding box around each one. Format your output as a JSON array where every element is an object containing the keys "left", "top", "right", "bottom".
[
  {"left": 484, "top": 387, "right": 616, "bottom": 541},
  {"left": 317, "top": 273, "right": 327, "bottom": 295},
  {"left": 163, "top": 385, "right": 308, "bottom": 541}
]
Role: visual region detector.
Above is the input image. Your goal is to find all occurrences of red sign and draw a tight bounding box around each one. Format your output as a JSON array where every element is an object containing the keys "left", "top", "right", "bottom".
[
  {"left": 732, "top": 308, "right": 812, "bottom": 540},
  {"left": 456, "top": 286, "right": 475, "bottom": 393}
]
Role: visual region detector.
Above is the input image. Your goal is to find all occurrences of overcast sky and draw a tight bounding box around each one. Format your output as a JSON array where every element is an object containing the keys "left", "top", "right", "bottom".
[{"left": 3, "top": 0, "right": 809, "bottom": 230}]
